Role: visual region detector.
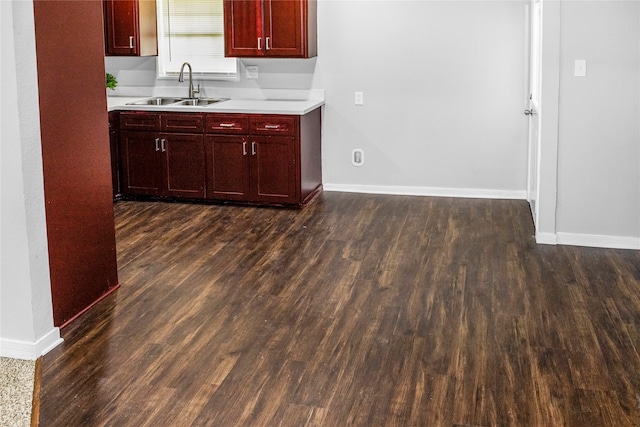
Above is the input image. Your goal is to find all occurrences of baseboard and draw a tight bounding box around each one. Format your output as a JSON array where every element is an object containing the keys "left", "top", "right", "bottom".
[
  {"left": 323, "top": 184, "right": 526, "bottom": 200},
  {"left": 58, "top": 283, "right": 120, "bottom": 329},
  {"left": 556, "top": 232, "right": 640, "bottom": 250},
  {"left": 0, "top": 328, "right": 63, "bottom": 360},
  {"left": 535, "top": 232, "right": 558, "bottom": 245}
]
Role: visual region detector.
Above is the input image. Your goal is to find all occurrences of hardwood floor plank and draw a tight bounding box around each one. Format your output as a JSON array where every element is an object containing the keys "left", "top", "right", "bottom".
[{"left": 38, "top": 194, "right": 640, "bottom": 426}]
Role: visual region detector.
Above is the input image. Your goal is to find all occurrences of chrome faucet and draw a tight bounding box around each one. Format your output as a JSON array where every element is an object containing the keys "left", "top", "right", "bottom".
[{"left": 178, "top": 62, "right": 199, "bottom": 99}]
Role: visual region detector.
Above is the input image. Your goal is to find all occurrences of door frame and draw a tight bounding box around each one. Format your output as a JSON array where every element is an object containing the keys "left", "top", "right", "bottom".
[{"left": 526, "top": 0, "right": 543, "bottom": 229}]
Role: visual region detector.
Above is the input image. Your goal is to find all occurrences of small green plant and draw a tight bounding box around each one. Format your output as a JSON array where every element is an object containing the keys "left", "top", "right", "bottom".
[{"left": 106, "top": 73, "right": 118, "bottom": 90}]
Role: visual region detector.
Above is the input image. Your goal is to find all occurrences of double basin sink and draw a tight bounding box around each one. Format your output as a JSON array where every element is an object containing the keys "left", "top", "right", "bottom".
[{"left": 126, "top": 97, "right": 228, "bottom": 107}]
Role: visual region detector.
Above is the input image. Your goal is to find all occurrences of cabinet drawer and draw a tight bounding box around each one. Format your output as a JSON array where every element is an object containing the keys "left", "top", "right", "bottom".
[
  {"left": 162, "top": 113, "right": 204, "bottom": 133},
  {"left": 205, "top": 114, "right": 249, "bottom": 134},
  {"left": 249, "top": 115, "right": 297, "bottom": 136},
  {"left": 119, "top": 112, "right": 161, "bottom": 131}
]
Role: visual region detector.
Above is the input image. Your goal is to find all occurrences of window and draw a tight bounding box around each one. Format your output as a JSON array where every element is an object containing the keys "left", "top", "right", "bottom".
[{"left": 156, "top": 0, "right": 237, "bottom": 79}]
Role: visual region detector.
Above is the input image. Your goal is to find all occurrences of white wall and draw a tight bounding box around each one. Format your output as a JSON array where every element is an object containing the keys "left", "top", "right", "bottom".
[
  {"left": 554, "top": 1, "right": 640, "bottom": 249},
  {"left": 0, "top": 0, "right": 61, "bottom": 359},
  {"left": 107, "top": 0, "right": 530, "bottom": 199},
  {"left": 314, "top": 1, "right": 528, "bottom": 198}
]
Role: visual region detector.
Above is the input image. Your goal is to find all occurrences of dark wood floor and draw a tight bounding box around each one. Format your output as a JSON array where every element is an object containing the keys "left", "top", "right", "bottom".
[{"left": 40, "top": 193, "right": 640, "bottom": 426}]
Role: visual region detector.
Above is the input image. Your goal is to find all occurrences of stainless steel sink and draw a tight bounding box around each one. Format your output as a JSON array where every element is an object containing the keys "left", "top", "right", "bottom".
[
  {"left": 128, "top": 97, "right": 183, "bottom": 106},
  {"left": 126, "top": 97, "right": 228, "bottom": 107},
  {"left": 175, "top": 98, "right": 228, "bottom": 106}
]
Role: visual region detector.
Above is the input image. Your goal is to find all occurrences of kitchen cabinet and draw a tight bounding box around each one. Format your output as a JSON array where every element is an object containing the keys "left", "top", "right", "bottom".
[
  {"left": 205, "top": 114, "right": 250, "bottom": 200},
  {"left": 224, "top": 0, "right": 317, "bottom": 58},
  {"left": 104, "top": 0, "right": 158, "bottom": 56},
  {"left": 119, "top": 112, "right": 205, "bottom": 198},
  {"left": 114, "top": 107, "right": 322, "bottom": 207},
  {"left": 205, "top": 110, "right": 321, "bottom": 206},
  {"left": 250, "top": 135, "right": 298, "bottom": 204}
]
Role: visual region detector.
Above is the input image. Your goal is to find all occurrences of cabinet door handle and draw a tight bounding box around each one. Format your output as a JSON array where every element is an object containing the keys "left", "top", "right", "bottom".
[
  {"left": 264, "top": 124, "right": 280, "bottom": 129},
  {"left": 266, "top": 37, "right": 270, "bottom": 50},
  {"left": 219, "top": 123, "right": 235, "bottom": 128},
  {"left": 155, "top": 138, "right": 160, "bottom": 152},
  {"left": 161, "top": 139, "right": 166, "bottom": 152},
  {"left": 251, "top": 141, "right": 256, "bottom": 156},
  {"left": 257, "top": 37, "right": 261, "bottom": 50},
  {"left": 242, "top": 141, "right": 247, "bottom": 156},
  {"left": 129, "top": 36, "right": 134, "bottom": 49}
]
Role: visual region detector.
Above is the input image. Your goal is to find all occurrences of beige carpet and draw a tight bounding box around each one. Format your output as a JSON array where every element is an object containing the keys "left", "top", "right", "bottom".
[{"left": 0, "top": 357, "right": 38, "bottom": 427}]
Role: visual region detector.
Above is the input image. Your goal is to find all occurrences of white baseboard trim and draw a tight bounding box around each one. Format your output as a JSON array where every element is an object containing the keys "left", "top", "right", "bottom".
[
  {"left": 0, "top": 328, "right": 63, "bottom": 360},
  {"left": 556, "top": 232, "right": 640, "bottom": 250},
  {"left": 535, "top": 232, "right": 558, "bottom": 245},
  {"left": 323, "top": 184, "right": 527, "bottom": 200}
]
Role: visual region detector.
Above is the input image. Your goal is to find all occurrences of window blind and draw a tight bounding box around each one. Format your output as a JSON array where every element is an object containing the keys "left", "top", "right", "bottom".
[{"left": 157, "top": 0, "right": 237, "bottom": 77}]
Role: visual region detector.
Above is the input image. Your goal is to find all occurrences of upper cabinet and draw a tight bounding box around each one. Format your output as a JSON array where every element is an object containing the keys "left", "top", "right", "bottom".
[
  {"left": 224, "top": 0, "right": 317, "bottom": 58},
  {"left": 104, "top": 0, "right": 158, "bottom": 56}
]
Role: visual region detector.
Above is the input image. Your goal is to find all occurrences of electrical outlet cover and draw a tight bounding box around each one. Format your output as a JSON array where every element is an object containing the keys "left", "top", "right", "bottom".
[
  {"left": 352, "top": 149, "right": 364, "bottom": 166},
  {"left": 246, "top": 66, "right": 259, "bottom": 79}
]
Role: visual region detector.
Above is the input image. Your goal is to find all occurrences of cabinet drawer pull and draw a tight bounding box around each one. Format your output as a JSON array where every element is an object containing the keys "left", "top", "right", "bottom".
[
  {"left": 251, "top": 141, "right": 256, "bottom": 156},
  {"left": 257, "top": 37, "right": 261, "bottom": 50},
  {"left": 129, "top": 36, "right": 134, "bottom": 49},
  {"left": 243, "top": 141, "right": 247, "bottom": 156},
  {"left": 161, "top": 139, "right": 166, "bottom": 152},
  {"left": 264, "top": 124, "right": 280, "bottom": 129},
  {"left": 219, "top": 123, "right": 235, "bottom": 128},
  {"left": 155, "top": 138, "right": 160, "bottom": 152},
  {"left": 266, "top": 37, "right": 270, "bottom": 50}
]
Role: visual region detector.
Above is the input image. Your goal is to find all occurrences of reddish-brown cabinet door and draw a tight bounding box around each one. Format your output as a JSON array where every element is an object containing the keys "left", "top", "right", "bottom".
[
  {"left": 104, "top": 0, "right": 139, "bottom": 55},
  {"left": 206, "top": 135, "right": 251, "bottom": 201},
  {"left": 224, "top": 0, "right": 315, "bottom": 58},
  {"left": 120, "top": 131, "right": 162, "bottom": 196},
  {"left": 264, "top": 0, "right": 304, "bottom": 57},
  {"left": 164, "top": 133, "right": 205, "bottom": 198},
  {"left": 104, "top": 0, "right": 157, "bottom": 56},
  {"left": 251, "top": 136, "right": 298, "bottom": 204},
  {"left": 224, "top": 0, "right": 263, "bottom": 57}
]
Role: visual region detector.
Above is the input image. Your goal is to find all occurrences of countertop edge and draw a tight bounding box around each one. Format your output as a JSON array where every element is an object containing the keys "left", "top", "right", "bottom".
[{"left": 107, "top": 97, "right": 325, "bottom": 115}]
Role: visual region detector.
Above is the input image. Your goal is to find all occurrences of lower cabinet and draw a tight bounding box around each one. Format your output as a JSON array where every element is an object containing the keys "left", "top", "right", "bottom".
[
  {"left": 119, "top": 111, "right": 206, "bottom": 198},
  {"left": 251, "top": 136, "right": 298, "bottom": 204},
  {"left": 205, "top": 134, "right": 297, "bottom": 204},
  {"left": 204, "top": 114, "right": 301, "bottom": 205},
  {"left": 205, "top": 135, "right": 250, "bottom": 201},
  {"left": 120, "top": 131, "right": 205, "bottom": 198},
  {"left": 116, "top": 108, "right": 321, "bottom": 207}
]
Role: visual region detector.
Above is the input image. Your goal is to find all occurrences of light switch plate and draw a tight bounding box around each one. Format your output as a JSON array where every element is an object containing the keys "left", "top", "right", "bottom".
[
  {"left": 355, "top": 91, "right": 364, "bottom": 106},
  {"left": 574, "top": 60, "right": 587, "bottom": 77},
  {"left": 246, "top": 66, "right": 259, "bottom": 79}
]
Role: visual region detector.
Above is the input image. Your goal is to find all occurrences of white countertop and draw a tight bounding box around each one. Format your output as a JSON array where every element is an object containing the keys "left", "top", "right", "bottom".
[{"left": 107, "top": 96, "right": 324, "bottom": 115}]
